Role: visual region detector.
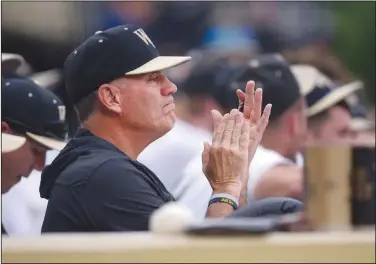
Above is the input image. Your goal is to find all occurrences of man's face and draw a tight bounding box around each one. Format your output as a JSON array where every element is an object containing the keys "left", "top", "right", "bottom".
[
  {"left": 114, "top": 71, "right": 178, "bottom": 137},
  {"left": 313, "top": 106, "right": 352, "bottom": 142},
  {"left": 1, "top": 137, "right": 48, "bottom": 194}
]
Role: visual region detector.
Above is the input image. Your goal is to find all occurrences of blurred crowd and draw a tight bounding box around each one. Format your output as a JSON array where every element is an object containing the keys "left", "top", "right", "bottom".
[{"left": 1, "top": 1, "right": 375, "bottom": 235}]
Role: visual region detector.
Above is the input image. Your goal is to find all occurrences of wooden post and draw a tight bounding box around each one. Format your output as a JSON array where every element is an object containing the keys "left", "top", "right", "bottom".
[{"left": 304, "top": 141, "right": 375, "bottom": 231}]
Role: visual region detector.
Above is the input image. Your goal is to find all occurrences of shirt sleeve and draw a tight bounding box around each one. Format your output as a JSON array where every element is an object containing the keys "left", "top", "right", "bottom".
[{"left": 84, "top": 159, "right": 167, "bottom": 231}]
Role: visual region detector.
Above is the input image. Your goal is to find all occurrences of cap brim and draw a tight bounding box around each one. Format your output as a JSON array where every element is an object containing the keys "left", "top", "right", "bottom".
[
  {"left": 26, "top": 132, "right": 66, "bottom": 151},
  {"left": 349, "top": 118, "right": 375, "bottom": 132},
  {"left": 290, "top": 64, "right": 332, "bottom": 96},
  {"left": 125, "top": 56, "right": 191, "bottom": 76},
  {"left": 307, "top": 81, "right": 363, "bottom": 117},
  {"left": 1, "top": 53, "right": 25, "bottom": 75},
  {"left": 2, "top": 134, "right": 26, "bottom": 153}
]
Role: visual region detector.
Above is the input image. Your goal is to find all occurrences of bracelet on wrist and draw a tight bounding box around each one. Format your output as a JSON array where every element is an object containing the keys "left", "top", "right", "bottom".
[{"left": 208, "top": 193, "right": 239, "bottom": 210}]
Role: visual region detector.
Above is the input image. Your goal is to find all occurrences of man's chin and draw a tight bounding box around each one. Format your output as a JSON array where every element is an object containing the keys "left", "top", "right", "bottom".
[{"left": 165, "top": 116, "right": 176, "bottom": 133}]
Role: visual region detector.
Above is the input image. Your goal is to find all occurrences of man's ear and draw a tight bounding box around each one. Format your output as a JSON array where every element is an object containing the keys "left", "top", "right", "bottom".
[
  {"left": 97, "top": 84, "right": 122, "bottom": 115},
  {"left": 2, "top": 121, "right": 11, "bottom": 133}
]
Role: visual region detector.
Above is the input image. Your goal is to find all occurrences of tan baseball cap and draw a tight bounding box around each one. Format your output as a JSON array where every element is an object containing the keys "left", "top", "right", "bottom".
[
  {"left": 291, "top": 65, "right": 363, "bottom": 117},
  {"left": 2, "top": 133, "right": 26, "bottom": 153},
  {"left": 1, "top": 53, "right": 25, "bottom": 76}
]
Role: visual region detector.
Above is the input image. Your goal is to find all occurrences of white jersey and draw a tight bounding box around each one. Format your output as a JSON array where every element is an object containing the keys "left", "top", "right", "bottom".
[
  {"left": 2, "top": 150, "right": 59, "bottom": 236},
  {"left": 180, "top": 146, "right": 304, "bottom": 219},
  {"left": 138, "top": 119, "right": 211, "bottom": 198},
  {"left": 247, "top": 146, "right": 304, "bottom": 199}
]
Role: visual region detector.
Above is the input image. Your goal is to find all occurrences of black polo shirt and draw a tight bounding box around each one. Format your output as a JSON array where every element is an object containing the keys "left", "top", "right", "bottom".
[{"left": 40, "top": 128, "right": 174, "bottom": 233}]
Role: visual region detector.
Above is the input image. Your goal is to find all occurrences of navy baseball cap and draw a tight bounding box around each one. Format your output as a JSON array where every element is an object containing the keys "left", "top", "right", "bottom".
[
  {"left": 2, "top": 78, "right": 67, "bottom": 150},
  {"left": 64, "top": 24, "right": 191, "bottom": 104},
  {"left": 231, "top": 53, "right": 301, "bottom": 121},
  {"left": 180, "top": 57, "right": 244, "bottom": 110}
]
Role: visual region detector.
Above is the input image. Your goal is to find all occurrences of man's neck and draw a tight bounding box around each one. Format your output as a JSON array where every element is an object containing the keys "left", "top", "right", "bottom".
[{"left": 83, "top": 116, "right": 152, "bottom": 160}]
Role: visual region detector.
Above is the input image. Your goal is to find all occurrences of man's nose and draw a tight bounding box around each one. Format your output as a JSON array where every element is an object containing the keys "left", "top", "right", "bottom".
[{"left": 161, "top": 77, "right": 177, "bottom": 96}]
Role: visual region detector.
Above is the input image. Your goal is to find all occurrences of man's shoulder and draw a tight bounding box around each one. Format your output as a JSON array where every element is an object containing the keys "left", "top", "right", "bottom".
[
  {"left": 90, "top": 158, "right": 173, "bottom": 199},
  {"left": 55, "top": 150, "right": 130, "bottom": 185},
  {"left": 88, "top": 157, "right": 148, "bottom": 183}
]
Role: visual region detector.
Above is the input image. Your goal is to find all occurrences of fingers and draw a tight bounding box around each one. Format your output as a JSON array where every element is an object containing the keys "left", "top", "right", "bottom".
[
  {"left": 242, "top": 81, "right": 255, "bottom": 119},
  {"left": 257, "top": 104, "right": 272, "bottom": 134},
  {"left": 239, "top": 119, "right": 250, "bottom": 153},
  {"left": 212, "top": 113, "right": 229, "bottom": 147},
  {"left": 251, "top": 88, "right": 263, "bottom": 123},
  {"left": 211, "top": 110, "right": 223, "bottom": 132},
  {"left": 221, "top": 109, "right": 237, "bottom": 147},
  {"left": 230, "top": 110, "right": 244, "bottom": 150}
]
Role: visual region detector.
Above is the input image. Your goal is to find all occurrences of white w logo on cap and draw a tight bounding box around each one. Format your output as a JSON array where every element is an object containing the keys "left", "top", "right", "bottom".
[{"left": 133, "top": 29, "right": 155, "bottom": 48}]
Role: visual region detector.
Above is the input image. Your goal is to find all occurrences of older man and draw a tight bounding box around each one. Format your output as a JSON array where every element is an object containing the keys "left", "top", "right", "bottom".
[{"left": 40, "top": 24, "right": 271, "bottom": 232}]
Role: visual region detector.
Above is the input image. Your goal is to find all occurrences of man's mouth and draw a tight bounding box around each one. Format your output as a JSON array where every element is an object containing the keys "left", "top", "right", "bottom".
[{"left": 164, "top": 100, "right": 174, "bottom": 107}]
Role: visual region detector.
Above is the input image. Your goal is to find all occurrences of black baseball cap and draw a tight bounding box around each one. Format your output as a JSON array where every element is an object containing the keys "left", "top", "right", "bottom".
[
  {"left": 231, "top": 53, "right": 301, "bottom": 121},
  {"left": 180, "top": 57, "right": 244, "bottom": 110},
  {"left": 2, "top": 78, "right": 67, "bottom": 150},
  {"left": 64, "top": 24, "right": 191, "bottom": 104}
]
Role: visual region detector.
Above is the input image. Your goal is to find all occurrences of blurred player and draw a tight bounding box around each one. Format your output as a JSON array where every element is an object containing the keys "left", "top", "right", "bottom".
[{"left": 1, "top": 78, "right": 66, "bottom": 235}]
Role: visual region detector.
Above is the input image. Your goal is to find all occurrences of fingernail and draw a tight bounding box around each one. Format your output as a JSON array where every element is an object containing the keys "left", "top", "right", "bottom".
[{"left": 230, "top": 109, "right": 238, "bottom": 115}]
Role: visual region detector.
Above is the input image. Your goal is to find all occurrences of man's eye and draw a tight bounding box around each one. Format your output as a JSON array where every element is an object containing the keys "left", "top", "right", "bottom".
[{"left": 149, "top": 75, "right": 159, "bottom": 82}]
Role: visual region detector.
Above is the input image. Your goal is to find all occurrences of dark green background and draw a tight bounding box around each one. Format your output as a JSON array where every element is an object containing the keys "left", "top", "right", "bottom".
[{"left": 331, "top": 2, "right": 375, "bottom": 106}]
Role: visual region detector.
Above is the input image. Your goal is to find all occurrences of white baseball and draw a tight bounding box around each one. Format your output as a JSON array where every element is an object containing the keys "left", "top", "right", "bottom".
[{"left": 149, "top": 202, "right": 196, "bottom": 234}]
